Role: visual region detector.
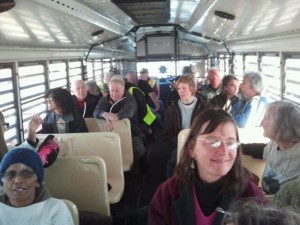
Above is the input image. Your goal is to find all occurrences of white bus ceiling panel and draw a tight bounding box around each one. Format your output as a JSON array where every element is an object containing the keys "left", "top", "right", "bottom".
[
  {"left": 0, "top": 0, "right": 123, "bottom": 51},
  {"left": 189, "top": 0, "right": 300, "bottom": 43}
]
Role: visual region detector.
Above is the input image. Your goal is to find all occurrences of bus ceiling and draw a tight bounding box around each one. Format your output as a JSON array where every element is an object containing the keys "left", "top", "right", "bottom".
[{"left": 1, "top": 0, "right": 300, "bottom": 62}]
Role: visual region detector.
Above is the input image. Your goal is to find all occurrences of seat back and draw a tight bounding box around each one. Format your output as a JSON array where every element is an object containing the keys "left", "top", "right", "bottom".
[
  {"left": 37, "top": 132, "right": 124, "bottom": 204},
  {"left": 85, "top": 118, "right": 134, "bottom": 171},
  {"left": 84, "top": 118, "right": 102, "bottom": 132},
  {"left": 241, "top": 153, "right": 266, "bottom": 187},
  {"left": 177, "top": 129, "right": 190, "bottom": 163},
  {"left": 45, "top": 156, "right": 110, "bottom": 216},
  {"left": 62, "top": 199, "right": 80, "bottom": 225}
]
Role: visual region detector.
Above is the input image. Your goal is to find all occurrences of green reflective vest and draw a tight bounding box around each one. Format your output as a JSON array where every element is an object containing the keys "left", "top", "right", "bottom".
[{"left": 128, "top": 86, "right": 156, "bottom": 125}]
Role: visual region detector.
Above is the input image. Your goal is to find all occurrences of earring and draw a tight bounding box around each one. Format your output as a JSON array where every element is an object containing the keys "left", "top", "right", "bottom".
[{"left": 190, "top": 159, "right": 195, "bottom": 169}]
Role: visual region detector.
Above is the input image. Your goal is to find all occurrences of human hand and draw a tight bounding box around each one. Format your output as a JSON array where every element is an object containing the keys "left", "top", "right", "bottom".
[{"left": 28, "top": 115, "right": 42, "bottom": 132}]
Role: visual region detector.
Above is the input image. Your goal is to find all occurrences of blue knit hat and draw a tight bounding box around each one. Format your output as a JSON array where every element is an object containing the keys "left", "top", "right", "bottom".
[{"left": 0, "top": 147, "right": 44, "bottom": 185}]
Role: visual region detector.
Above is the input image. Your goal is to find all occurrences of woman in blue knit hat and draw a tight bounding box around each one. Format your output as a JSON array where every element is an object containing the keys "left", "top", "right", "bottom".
[{"left": 0, "top": 147, "right": 74, "bottom": 225}]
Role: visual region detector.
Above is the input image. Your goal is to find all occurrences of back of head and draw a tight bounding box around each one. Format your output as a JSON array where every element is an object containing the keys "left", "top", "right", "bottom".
[
  {"left": 0, "top": 147, "right": 44, "bottom": 185},
  {"left": 182, "top": 66, "right": 194, "bottom": 75},
  {"left": 226, "top": 200, "right": 300, "bottom": 225},
  {"left": 244, "top": 71, "right": 264, "bottom": 95},
  {"left": 85, "top": 80, "right": 100, "bottom": 96}
]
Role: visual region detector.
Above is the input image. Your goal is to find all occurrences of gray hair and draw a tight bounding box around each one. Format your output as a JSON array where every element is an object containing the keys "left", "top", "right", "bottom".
[
  {"left": 244, "top": 71, "right": 264, "bottom": 95},
  {"left": 109, "top": 75, "right": 125, "bottom": 89},
  {"left": 267, "top": 101, "right": 300, "bottom": 142},
  {"left": 226, "top": 200, "right": 300, "bottom": 225},
  {"left": 85, "top": 80, "right": 100, "bottom": 96}
]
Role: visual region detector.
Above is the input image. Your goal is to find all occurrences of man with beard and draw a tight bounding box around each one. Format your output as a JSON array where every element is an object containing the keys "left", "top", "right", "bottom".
[{"left": 230, "top": 71, "right": 269, "bottom": 128}]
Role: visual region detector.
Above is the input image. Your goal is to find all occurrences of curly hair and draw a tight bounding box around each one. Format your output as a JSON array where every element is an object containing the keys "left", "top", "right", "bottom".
[{"left": 45, "top": 88, "right": 76, "bottom": 115}]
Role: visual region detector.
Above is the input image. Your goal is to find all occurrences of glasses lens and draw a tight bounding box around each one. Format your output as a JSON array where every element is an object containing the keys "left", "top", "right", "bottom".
[
  {"left": 204, "top": 138, "right": 222, "bottom": 148},
  {"left": 3, "top": 170, "right": 35, "bottom": 180},
  {"left": 226, "top": 140, "right": 240, "bottom": 150}
]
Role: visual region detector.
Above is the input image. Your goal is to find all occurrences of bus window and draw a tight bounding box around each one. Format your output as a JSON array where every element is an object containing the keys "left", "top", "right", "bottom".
[
  {"left": 49, "top": 61, "right": 67, "bottom": 89},
  {"left": 261, "top": 55, "right": 281, "bottom": 102},
  {"left": 245, "top": 54, "right": 258, "bottom": 71},
  {"left": 285, "top": 58, "right": 300, "bottom": 104}
]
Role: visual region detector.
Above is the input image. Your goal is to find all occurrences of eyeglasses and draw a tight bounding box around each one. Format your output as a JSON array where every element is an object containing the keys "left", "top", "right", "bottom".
[
  {"left": 197, "top": 137, "right": 240, "bottom": 151},
  {"left": 2, "top": 169, "right": 36, "bottom": 181},
  {"left": 1, "top": 122, "right": 9, "bottom": 128},
  {"left": 46, "top": 98, "right": 53, "bottom": 102}
]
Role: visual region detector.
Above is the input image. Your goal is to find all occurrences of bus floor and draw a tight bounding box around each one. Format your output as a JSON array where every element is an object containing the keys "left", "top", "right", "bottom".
[{"left": 111, "top": 127, "right": 170, "bottom": 223}]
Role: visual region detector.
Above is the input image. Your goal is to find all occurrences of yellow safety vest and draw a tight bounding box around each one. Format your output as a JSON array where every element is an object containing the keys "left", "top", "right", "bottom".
[
  {"left": 129, "top": 87, "right": 156, "bottom": 125},
  {"left": 148, "top": 79, "right": 156, "bottom": 88}
]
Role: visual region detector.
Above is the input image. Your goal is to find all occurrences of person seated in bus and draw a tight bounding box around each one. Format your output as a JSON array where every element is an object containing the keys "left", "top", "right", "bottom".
[
  {"left": 230, "top": 71, "right": 269, "bottom": 128},
  {"left": 148, "top": 108, "right": 267, "bottom": 225},
  {"left": 0, "top": 111, "right": 42, "bottom": 158},
  {"left": 39, "top": 87, "right": 88, "bottom": 133},
  {"left": 272, "top": 178, "right": 300, "bottom": 209},
  {"left": 210, "top": 75, "right": 239, "bottom": 112},
  {"left": 242, "top": 101, "right": 300, "bottom": 194},
  {"left": 126, "top": 72, "right": 156, "bottom": 138},
  {"left": 85, "top": 79, "right": 103, "bottom": 100},
  {"left": 164, "top": 75, "right": 211, "bottom": 177},
  {"left": 138, "top": 69, "right": 161, "bottom": 114},
  {"left": 99, "top": 69, "right": 120, "bottom": 97},
  {"left": 0, "top": 147, "right": 74, "bottom": 225},
  {"left": 93, "top": 75, "right": 148, "bottom": 173},
  {"left": 71, "top": 79, "right": 100, "bottom": 118},
  {"left": 200, "top": 67, "right": 222, "bottom": 101},
  {"left": 224, "top": 200, "right": 300, "bottom": 225}
]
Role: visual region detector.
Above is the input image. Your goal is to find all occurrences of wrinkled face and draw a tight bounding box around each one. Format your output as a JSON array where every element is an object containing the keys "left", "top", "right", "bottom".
[
  {"left": 177, "top": 82, "right": 193, "bottom": 102},
  {"left": 2, "top": 163, "right": 39, "bottom": 207},
  {"left": 73, "top": 81, "right": 87, "bottom": 100},
  {"left": 261, "top": 108, "right": 275, "bottom": 139},
  {"left": 224, "top": 80, "right": 239, "bottom": 97},
  {"left": 109, "top": 82, "right": 125, "bottom": 102},
  {"left": 208, "top": 70, "right": 222, "bottom": 88},
  {"left": 190, "top": 122, "right": 238, "bottom": 183},
  {"left": 239, "top": 77, "right": 254, "bottom": 100}
]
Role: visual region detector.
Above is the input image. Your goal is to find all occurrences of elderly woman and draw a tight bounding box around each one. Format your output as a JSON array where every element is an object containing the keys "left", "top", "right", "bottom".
[
  {"left": 243, "top": 101, "right": 300, "bottom": 194},
  {"left": 149, "top": 108, "right": 267, "bottom": 225},
  {"left": 40, "top": 87, "right": 88, "bottom": 133},
  {"left": 0, "top": 148, "right": 74, "bottom": 224}
]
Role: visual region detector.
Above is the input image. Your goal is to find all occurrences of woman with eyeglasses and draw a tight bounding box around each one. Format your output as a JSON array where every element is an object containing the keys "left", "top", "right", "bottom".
[
  {"left": 0, "top": 148, "right": 74, "bottom": 224},
  {"left": 148, "top": 108, "right": 267, "bottom": 225},
  {"left": 40, "top": 87, "right": 88, "bottom": 133}
]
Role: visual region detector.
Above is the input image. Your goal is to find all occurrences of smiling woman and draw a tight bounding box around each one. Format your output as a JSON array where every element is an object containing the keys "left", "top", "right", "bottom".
[
  {"left": 148, "top": 108, "right": 267, "bottom": 225},
  {"left": 0, "top": 148, "right": 74, "bottom": 225}
]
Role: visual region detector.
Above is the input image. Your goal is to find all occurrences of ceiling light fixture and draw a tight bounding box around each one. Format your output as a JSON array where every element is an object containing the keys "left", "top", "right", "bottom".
[
  {"left": 0, "top": 0, "right": 15, "bottom": 13},
  {"left": 214, "top": 10, "right": 235, "bottom": 20}
]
